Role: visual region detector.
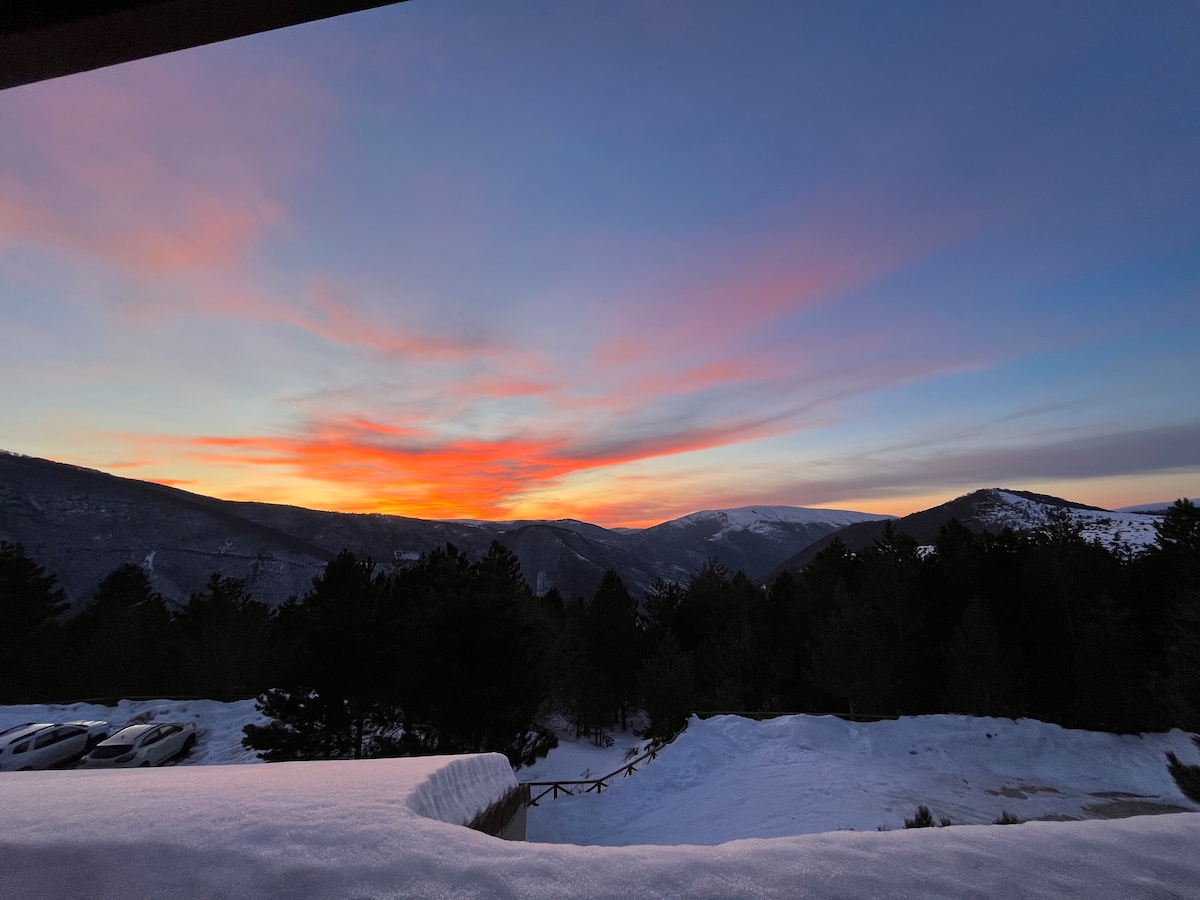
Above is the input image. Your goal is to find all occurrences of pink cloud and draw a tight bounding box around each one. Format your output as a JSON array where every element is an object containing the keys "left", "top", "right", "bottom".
[{"left": 0, "top": 57, "right": 329, "bottom": 280}]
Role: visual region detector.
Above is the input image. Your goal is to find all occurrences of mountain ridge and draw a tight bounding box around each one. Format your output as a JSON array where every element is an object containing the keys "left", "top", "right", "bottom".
[
  {"left": 0, "top": 452, "right": 882, "bottom": 610},
  {"left": 768, "top": 487, "right": 1170, "bottom": 579}
]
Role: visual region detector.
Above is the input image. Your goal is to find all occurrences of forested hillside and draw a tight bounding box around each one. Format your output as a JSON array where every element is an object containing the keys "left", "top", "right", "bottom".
[{"left": 2, "top": 501, "right": 1197, "bottom": 763}]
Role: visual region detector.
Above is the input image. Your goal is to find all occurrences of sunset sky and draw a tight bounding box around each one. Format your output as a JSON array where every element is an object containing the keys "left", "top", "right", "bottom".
[{"left": 1, "top": 0, "right": 1198, "bottom": 526}]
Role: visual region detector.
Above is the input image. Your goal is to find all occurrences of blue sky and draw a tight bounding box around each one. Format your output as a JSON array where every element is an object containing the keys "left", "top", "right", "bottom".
[{"left": 0, "top": 0, "right": 1197, "bottom": 524}]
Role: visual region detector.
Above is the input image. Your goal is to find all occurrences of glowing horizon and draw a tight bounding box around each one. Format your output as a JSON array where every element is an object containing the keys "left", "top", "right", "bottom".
[{"left": 2, "top": 1, "right": 1198, "bottom": 529}]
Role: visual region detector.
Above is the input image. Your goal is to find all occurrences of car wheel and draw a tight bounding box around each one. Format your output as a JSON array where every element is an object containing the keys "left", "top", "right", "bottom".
[
  {"left": 139, "top": 761, "right": 150, "bottom": 767},
  {"left": 183, "top": 735, "right": 196, "bottom": 753}
]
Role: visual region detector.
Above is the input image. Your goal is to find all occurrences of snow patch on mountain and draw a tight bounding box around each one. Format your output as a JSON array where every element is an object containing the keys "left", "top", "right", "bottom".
[
  {"left": 983, "top": 491, "right": 1162, "bottom": 554},
  {"left": 665, "top": 506, "right": 893, "bottom": 537}
]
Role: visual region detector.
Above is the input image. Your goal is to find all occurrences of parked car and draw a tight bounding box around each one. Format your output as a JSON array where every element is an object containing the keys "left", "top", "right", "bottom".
[
  {"left": 0, "top": 721, "right": 110, "bottom": 771},
  {"left": 81, "top": 722, "right": 197, "bottom": 768}
]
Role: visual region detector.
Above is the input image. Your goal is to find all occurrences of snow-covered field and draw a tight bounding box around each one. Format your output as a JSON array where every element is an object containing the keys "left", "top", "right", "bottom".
[
  {"left": 529, "top": 714, "right": 1200, "bottom": 844},
  {"left": 2, "top": 701, "right": 1199, "bottom": 898}
]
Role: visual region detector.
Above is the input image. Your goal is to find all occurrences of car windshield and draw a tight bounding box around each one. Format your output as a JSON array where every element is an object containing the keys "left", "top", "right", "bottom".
[
  {"left": 0, "top": 724, "right": 44, "bottom": 743},
  {"left": 88, "top": 745, "right": 133, "bottom": 759}
]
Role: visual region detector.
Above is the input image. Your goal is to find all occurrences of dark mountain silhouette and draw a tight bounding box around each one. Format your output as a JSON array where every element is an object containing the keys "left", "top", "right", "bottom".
[{"left": 0, "top": 453, "right": 879, "bottom": 611}]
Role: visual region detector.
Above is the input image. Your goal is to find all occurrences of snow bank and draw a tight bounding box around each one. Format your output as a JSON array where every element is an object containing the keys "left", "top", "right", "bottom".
[
  {"left": 406, "top": 753, "right": 518, "bottom": 825},
  {"left": 3, "top": 706, "right": 1199, "bottom": 897},
  {"left": 1, "top": 770, "right": 1197, "bottom": 899},
  {"left": 530, "top": 714, "right": 1200, "bottom": 845}
]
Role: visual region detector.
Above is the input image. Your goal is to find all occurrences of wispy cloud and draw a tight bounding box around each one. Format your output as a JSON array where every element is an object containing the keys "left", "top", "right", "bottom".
[
  {"left": 0, "top": 62, "right": 317, "bottom": 280},
  {"left": 5, "top": 3, "right": 1196, "bottom": 527},
  {"left": 759, "top": 422, "right": 1200, "bottom": 509}
]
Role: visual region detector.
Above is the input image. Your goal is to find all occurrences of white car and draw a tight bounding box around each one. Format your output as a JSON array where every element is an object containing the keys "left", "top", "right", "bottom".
[
  {"left": 0, "top": 721, "right": 110, "bottom": 771},
  {"left": 81, "top": 722, "right": 197, "bottom": 768}
]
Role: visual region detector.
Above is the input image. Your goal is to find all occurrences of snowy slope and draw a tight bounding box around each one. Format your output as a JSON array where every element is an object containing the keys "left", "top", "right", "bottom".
[
  {"left": 630, "top": 505, "right": 896, "bottom": 579},
  {"left": 659, "top": 505, "right": 893, "bottom": 535},
  {"left": 529, "top": 714, "right": 1199, "bottom": 845},
  {"left": 777, "top": 487, "right": 1175, "bottom": 574},
  {"left": 984, "top": 490, "right": 1162, "bottom": 555}
]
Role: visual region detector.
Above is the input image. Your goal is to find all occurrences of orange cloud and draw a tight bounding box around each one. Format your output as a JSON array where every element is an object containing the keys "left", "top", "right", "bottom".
[{"left": 117, "top": 397, "right": 800, "bottom": 520}]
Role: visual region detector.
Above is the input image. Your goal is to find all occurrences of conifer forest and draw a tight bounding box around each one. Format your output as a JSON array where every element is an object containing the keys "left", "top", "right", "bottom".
[{"left": 2, "top": 501, "right": 1198, "bottom": 764}]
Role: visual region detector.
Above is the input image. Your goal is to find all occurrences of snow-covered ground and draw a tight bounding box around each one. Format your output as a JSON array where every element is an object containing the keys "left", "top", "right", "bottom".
[
  {"left": 3, "top": 701, "right": 1199, "bottom": 897},
  {"left": 528, "top": 714, "right": 1200, "bottom": 844},
  {"left": 520, "top": 727, "right": 653, "bottom": 783}
]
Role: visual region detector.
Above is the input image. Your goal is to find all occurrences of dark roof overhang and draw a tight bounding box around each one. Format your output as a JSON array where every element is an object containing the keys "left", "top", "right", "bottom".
[{"left": 1, "top": 1, "right": 409, "bottom": 90}]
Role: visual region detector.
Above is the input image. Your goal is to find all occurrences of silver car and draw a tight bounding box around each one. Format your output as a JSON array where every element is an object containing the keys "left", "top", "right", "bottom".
[
  {"left": 0, "top": 721, "right": 110, "bottom": 771},
  {"left": 81, "top": 722, "right": 197, "bottom": 768}
]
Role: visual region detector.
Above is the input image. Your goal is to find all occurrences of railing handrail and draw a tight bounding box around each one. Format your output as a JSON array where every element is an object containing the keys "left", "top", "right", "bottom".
[
  {"left": 519, "top": 711, "right": 904, "bottom": 805},
  {"left": 519, "top": 725, "right": 687, "bottom": 804}
]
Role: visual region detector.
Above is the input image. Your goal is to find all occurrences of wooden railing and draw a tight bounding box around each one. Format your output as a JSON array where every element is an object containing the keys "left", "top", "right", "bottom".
[
  {"left": 520, "top": 711, "right": 900, "bottom": 806},
  {"left": 521, "top": 735, "right": 676, "bottom": 806}
]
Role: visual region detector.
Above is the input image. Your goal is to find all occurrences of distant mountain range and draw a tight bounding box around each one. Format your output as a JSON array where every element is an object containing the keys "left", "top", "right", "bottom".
[
  {"left": 769, "top": 488, "right": 1169, "bottom": 579},
  {"left": 0, "top": 452, "right": 888, "bottom": 611},
  {"left": 2, "top": 452, "right": 1179, "bottom": 612}
]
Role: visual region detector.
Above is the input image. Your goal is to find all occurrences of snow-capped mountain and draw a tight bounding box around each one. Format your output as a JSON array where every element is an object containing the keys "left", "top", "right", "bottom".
[
  {"left": 772, "top": 488, "right": 1173, "bottom": 576},
  {"left": 626, "top": 506, "right": 894, "bottom": 581},
  {"left": 978, "top": 490, "right": 1161, "bottom": 555},
  {"left": 658, "top": 505, "right": 892, "bottom": 534},
  {"left": 0, "top": 454, "right": 883, "bottom": 609}
]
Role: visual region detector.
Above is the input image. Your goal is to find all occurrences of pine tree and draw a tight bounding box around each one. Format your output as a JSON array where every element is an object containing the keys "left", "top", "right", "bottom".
[
  {"left": 637, "top": 634, "right": 696, "bottom": 740},
  {"left": 943, "top": 598, "right": 1023, "bottom": 717},
  {"left": 175, "top": 574, "right": 271, "bottom": 700},
  {"left": 67, "top": 563, "right": 175, "bottom": 698},
  {"left": 586, "top": 569, "right": 642, "bottom": 728},
  {"left": 245, "top": 550, "right": 405, "bottom": 761},
  {"left": 0, "top": 542, "right": 67, "bottom": 701},
  {"left": 1072, "top": 592, "right": 1165, "bottom": 732},
  {"left": 242, "top": 687, "right": 361, "bottom": 761},
  {"left": 398, "top": 543, "right": 554, "bottom": 765},
  {"left": 859, "top": 524, "right": 927, "bottom": 711},
  {"left": 1156, "top": 500, "right": 1200, "bottom": 729},
  {"left": 642, "top": 578, "right": 684, "bottom": 647},
  {"left": 806, "top": 584, "right": 897, "bottom": 716}
]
